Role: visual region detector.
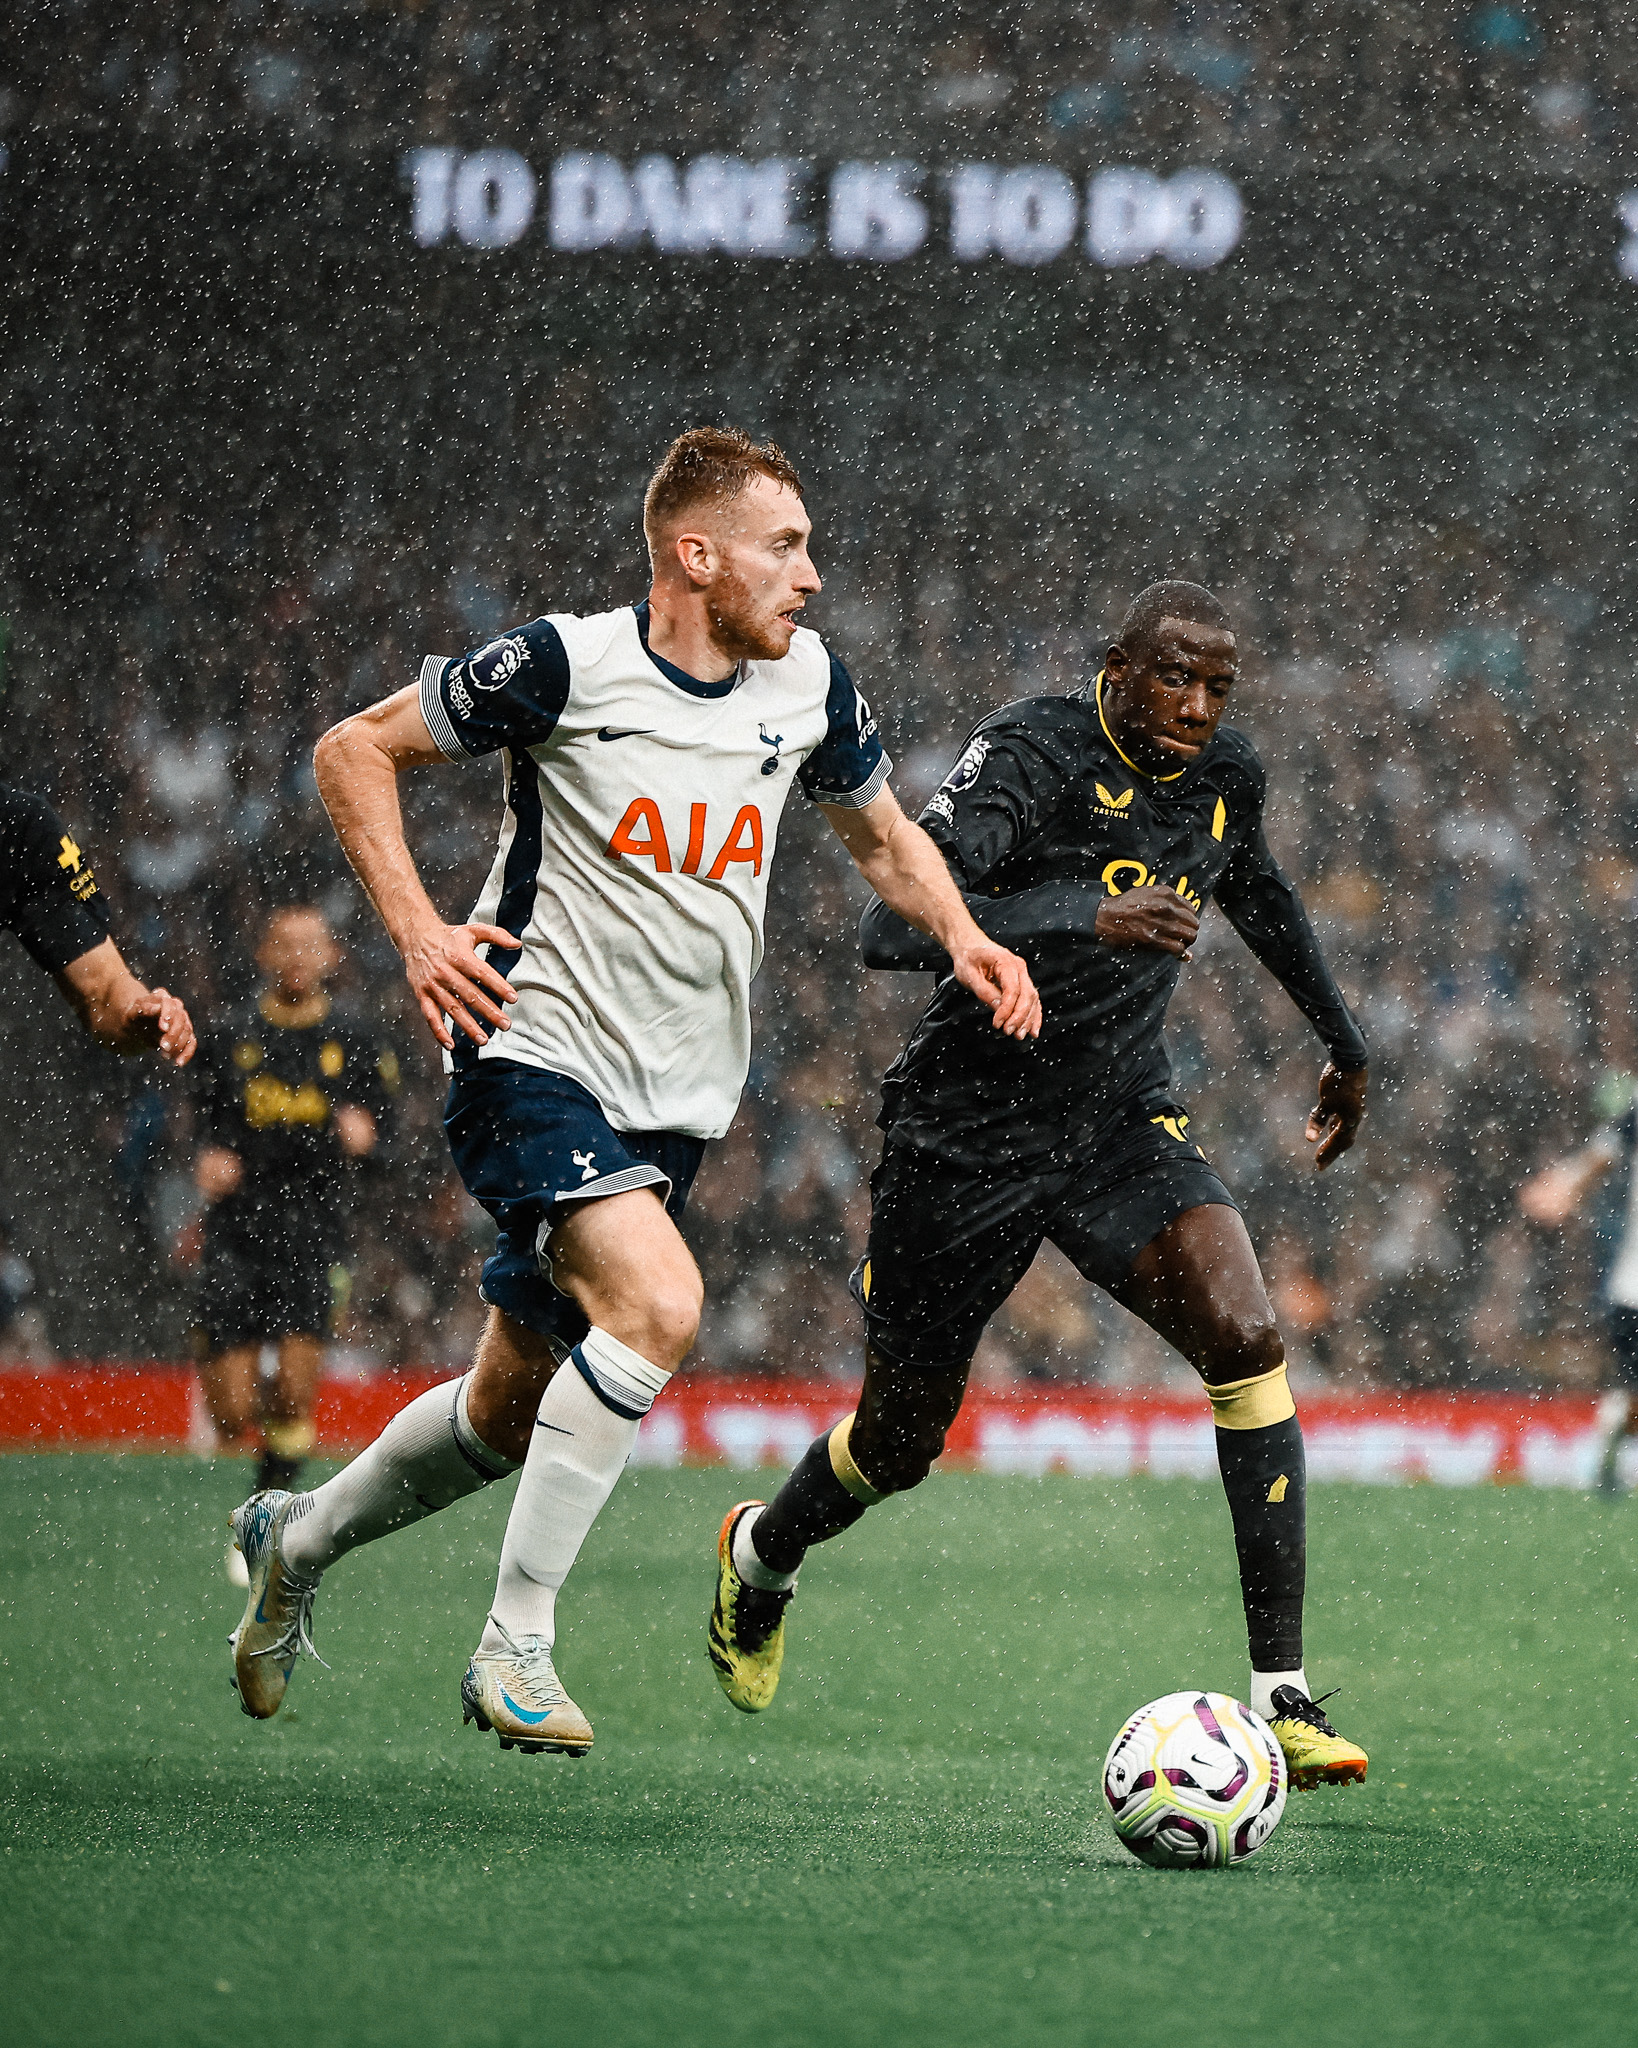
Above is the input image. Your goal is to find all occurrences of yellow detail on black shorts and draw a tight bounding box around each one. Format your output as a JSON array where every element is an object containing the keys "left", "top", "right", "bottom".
[
  {"left": 233, "top": 1040, "right": 263, "bottom": 1071},
  {"left": 829, "top": 1414, "right": 888, "bottom": 1504},
  {"left": 1205, "top": 1361, "right": 1296, "bottom": 1431},
  {"left": 860, "top": 1258, "right": 872, "bottom": 1301},
  {"left": 1267, "top": 1473, "right": 1289, "bottom": 1503},
  {"left": 320, "top": 1040, "right": 345, "bottom": 1077}
]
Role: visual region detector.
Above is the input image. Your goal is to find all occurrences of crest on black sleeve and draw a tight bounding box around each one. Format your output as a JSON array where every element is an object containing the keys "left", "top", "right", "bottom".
[{"left": 944, "top": 735, "right": 990, "bottom": 795}]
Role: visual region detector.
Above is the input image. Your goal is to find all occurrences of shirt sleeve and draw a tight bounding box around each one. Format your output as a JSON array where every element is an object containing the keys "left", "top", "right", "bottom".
[
  {"left": 417, "top": 619, "right": 573, "bottom": 761},
  {"left": 797, "top": 652, "right": 892, "bottom": 808},
  {"left": 1, "top": 788, "right": 112, "bottom": 973},
  {"left": 1214, "top": 800, "right": 1369, "bottom": 1071},
  {"left": 916, "top": 717, "right": 1074, "bottom": 891}
]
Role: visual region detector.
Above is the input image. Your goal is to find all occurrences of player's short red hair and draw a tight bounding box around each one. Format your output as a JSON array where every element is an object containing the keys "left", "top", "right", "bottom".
[{"left": 642, "top": 427, "right": 803, "bottom": 543}]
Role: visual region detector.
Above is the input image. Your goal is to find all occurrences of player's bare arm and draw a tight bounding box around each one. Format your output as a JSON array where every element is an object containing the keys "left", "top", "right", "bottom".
[
  {"left": 1519, "top": 1129, "right": 1621, "bottom": 1226},
  {"left": 313, "top": 688, "right": 519, "bottom": 1050},
  {"left": 55, "top": 938, "right": 196, "bottom": 1065},
  {"left": 824, "top": 789, "right": 1042, "bottom": 1039}
]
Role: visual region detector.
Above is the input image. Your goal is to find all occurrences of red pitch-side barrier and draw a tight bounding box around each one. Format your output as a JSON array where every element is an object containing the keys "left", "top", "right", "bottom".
[{"left": 0, "top": 1366, "right": 1624, "bottom": 1490}]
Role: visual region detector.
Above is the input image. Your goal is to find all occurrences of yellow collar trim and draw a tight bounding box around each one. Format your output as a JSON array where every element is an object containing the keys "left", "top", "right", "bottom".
[
  {"left": 1095, "top": 672, "right": 1188, "bottom": 783},
  {"left": 259, "top": 990, "right": 332, "bottom": 1031}
]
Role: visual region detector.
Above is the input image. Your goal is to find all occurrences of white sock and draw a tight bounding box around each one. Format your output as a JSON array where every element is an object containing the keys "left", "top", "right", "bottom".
[
  {"left": 1249, "top": 1667, "right": 1309, "bottom": 1720},
  {"left": 732, "top": 1505, "right": 798, "bottom": 1591},
  {"left": 282, "top": 1373, "right": 517, "bottom": 1575},
  {"left": 480, "top": 1328, "right": 670, "bottom": 1653}
]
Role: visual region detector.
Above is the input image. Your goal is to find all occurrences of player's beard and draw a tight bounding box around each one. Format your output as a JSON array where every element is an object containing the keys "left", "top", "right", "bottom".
[{"left": 706, "top": 563, "right": 797, "bottom": 663}]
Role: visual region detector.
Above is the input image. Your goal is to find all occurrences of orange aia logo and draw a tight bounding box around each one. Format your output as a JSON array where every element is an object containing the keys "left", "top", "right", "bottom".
[
  {"left": 607, "top": 799, "right": 766, "bottom": 879},
  {"left": 1101, "top": 859, "right": 1204, "bottom": 910}
]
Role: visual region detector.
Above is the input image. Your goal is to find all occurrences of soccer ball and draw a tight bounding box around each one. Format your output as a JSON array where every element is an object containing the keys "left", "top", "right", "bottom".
[{"left": 1102, "top": 1690, "right": 1287, "bottom": 1869}]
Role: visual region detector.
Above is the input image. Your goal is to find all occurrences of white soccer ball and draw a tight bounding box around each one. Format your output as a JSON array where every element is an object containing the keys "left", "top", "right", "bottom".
[{"left": 1102, "top": 1690, "right": 1287, "bottom": 1869}]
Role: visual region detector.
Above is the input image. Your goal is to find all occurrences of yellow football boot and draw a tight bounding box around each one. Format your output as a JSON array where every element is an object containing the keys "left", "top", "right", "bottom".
[
  {"left": 1266, "top": 1685, "right": 1369, "bottom": 1789},
  {"left": 707, "top": 1501, "right": 793, "bottom": 1713}
]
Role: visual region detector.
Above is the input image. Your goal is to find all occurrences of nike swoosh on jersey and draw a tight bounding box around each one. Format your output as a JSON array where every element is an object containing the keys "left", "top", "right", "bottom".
[{"left": 597, "top": 726, "right": 655, "bottom": 742}]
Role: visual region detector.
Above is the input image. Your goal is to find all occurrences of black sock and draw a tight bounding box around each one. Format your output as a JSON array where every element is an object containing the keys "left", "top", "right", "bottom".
[
  {"left": 256, "top": 1451, "right": 305, "bottom": 1495},
  {"left": 750, "top": 1430, "right": 870, "bottom": 1576},
  {"left": 1215, "top": 1414, "right": 1306, "bottom": 1672}
]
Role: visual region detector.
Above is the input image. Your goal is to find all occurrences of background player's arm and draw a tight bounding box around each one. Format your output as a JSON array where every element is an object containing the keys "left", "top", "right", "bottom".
[
  {"left": 314, "top": 686, "right": 522, "bottom": 1050},
  {"left": 1213, "top": 810, "right": 1368, "bottom": 1170},
  {"left": 54, "top": 939, "right": 196, "bottom": 1065},
  {"left": 822, "top": 788, "right": 1041, "bottom": 1038},
  {"left": 1518, "top": 1126, "right": 1624, "bottom": 1226}
]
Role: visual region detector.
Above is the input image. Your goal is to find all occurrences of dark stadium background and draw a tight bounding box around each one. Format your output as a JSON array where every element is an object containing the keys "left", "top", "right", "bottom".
[{"left": 4, "top": 0, "right": 1637, "bottom": 1394}]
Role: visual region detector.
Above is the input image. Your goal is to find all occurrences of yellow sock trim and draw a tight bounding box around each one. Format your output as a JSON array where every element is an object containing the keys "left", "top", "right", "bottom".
[
  {"left": 829, "top": 1415, "right": 888, "bottom": 1504},
  {"left": 1205, "top": 1362, "right": 1295, "bottom": 1431},
  {"left": 263, "top": 1418, "right": 316, "bottom": 1460}
]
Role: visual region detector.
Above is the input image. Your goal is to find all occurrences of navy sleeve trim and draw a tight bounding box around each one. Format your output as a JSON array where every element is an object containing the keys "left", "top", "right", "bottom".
[
  {"left": 419, "top": 656, "right": 471, "bottom": 761},
  {"left": 418, "top": 620, "right": 573, "bottom": 759},
  {"left": 798, "top": 651, "right": 892, "bottom": 806},
  {"left": 811, "top": 753, "right": 892, "bottom": 809}
]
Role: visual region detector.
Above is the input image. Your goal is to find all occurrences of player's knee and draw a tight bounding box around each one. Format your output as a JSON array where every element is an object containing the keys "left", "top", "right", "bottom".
[
  {"left": 852, "top": 1413, "right": 950, "bottom": 1495},
  {"left": 632, "top": 1271, "right": 703, "bottom": 1369},
  {"left": 1201, "top": 1314, "right": 1284, "bottom": 1387}
]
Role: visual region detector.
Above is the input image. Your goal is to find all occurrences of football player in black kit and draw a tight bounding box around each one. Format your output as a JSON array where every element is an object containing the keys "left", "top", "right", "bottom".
[
  {"left": 0, "top": 779, "right": 194, "bottom": 1065},
  {"left": 194, "top": 905, "right": 398, "bottom": 1533},
  {"left": 709, "top": 582, "right": 1372, "bottom": 1788}
]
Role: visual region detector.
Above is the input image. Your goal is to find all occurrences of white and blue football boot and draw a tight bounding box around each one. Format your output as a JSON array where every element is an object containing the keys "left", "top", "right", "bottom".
[
  {"left": 461, "top": 1619, "right": 593, "bottom": 1756},
  {"left": 228, "top": 1490, "right": 325, "bottom": 1719}
]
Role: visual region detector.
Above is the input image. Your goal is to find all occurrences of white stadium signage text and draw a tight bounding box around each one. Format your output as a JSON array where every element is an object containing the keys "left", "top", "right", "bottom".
[{"left": 405, "top": 148, "right": 1244, "bottom": 270}]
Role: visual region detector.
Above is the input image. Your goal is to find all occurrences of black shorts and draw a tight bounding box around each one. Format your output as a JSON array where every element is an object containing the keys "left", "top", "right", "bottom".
[
  {"left": 1609, "top": 1306, "right": 1638, "bottom": 1387},
  {"left": 854, "top": 1097, "right": 1238, "bottom": 1370},
  {"left": 196, "top": 1230, "right": 336, "bottom": 1353}
]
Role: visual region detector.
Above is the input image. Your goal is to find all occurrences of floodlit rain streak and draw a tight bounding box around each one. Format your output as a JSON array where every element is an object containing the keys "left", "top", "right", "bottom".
[{"left": 4, "top": 7, "right": 1638, "bottom": 2043}]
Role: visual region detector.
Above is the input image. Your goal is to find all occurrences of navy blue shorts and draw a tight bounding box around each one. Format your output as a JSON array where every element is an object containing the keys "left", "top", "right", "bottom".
[{"left": 444, "top": 1060, "right": 705, "bottom": 1347}]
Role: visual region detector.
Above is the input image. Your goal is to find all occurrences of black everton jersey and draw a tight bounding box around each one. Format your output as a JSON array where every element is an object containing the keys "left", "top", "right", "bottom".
[
  {"left": 871, "top": 681, "right": 1366, "bottom": 1173},
  {"left": 195, "top": 998, "right": 400, "bottom": 1245},
  {"left": 0, "top": 780, "right": 111, "bottom": 974}
]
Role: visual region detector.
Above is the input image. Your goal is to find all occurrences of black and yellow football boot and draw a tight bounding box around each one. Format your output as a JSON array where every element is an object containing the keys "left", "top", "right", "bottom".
[
  {"left": 707, "top": 1501, "right": 793, "bottom": 1713},
  {"left": 1266, "top": 1686, "right": 1369, "bottom": 1789}
]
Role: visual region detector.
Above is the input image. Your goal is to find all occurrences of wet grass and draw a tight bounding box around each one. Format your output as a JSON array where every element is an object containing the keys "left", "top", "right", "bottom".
[{"left": 2, "top": 1454, "right": 1636, "bottom": 2048}]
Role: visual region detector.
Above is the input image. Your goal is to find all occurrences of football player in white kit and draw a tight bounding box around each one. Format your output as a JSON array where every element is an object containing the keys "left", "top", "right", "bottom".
[{"left": 226, "top": 428, "right": 1040, "bottom": 1750}]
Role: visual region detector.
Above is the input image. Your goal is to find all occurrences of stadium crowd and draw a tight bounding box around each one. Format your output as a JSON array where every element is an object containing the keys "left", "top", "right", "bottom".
[
  {"left": 4, "top": 1, "right": 1633, "bottom": 1394},
  {"left": 5, "top": 0, "right": 1636, "bottom": 178},
  {"left": 1, "top": 387, "right": 1630, "bottom": 1394}
]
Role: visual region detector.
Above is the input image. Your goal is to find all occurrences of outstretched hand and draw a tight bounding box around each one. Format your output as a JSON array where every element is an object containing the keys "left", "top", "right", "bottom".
[
  {"left": 121, "top": 985, "right": 197, "bottom": 1066},
  {"left": 402, "top": 921, "right": 519, "bottom": 1050},
  {"left": 1306, "top": 1062, "right": 1366, "bottom": 1170},
  {"left": 1094, "top": 884, "right": 1200, "bottom": 959},
  {"left": 949, "top": 937, "right": 1042, "bottom": 1039}
]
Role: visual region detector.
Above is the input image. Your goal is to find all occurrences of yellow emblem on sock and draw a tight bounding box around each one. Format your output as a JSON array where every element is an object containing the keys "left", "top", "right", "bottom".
[{"left": 1267, "top": 1474, "right": 1289, "bottom": 1503}]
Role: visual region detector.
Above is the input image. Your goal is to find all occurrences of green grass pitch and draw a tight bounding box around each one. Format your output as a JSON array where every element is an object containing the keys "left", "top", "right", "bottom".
[{"left": 3, "top": 1454, "right": 1636, "bottom": 2048}]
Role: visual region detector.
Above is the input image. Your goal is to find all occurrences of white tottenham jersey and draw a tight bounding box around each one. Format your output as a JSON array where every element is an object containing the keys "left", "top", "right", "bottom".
[{"left": 418, "top": 601, "right": 890, "bottom": 1140}]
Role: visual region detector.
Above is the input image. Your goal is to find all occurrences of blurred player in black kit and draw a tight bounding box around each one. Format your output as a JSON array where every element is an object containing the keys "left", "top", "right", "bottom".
[
  {"left": 193, "top": 905, "right": 398, "bottom": 1530},
  {"left": 710, "top": 582, "right": 1373, "bottom": 1787},
  {"left": 1, "top": 779, "right": 195, "bottom": 1065}
]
